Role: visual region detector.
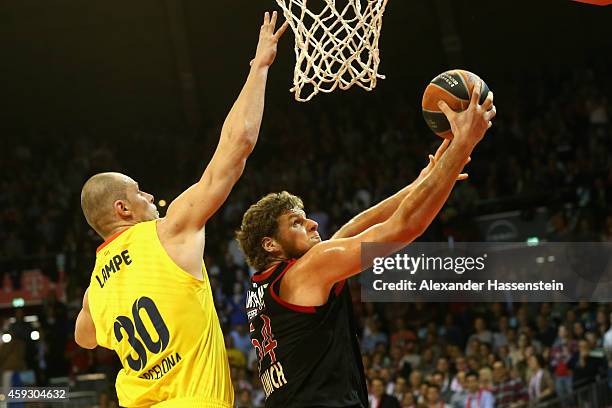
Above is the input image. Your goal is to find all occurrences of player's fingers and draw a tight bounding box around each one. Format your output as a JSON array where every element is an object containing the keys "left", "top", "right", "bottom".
[
  {"left": 274, "top": 21, "right": 289, "bottom": 40},
  {"left": 270, "top": 11, "right": 278, "bottom": 31},
  {"left": 434, "top": 139, "right": 450, "bottom": 161},
  {"left": 458, "top": 173, "right": 469, "bottom": 181},
  {"left": 466, "top": 156, "right": 471, "bottom": 165},
  {"left": 486, "top": 105, "right": 497, "bottom": 121},
  {"left": 437, "top": 101, "right": 454, "bottom": 119},
  {"left": 471, "top": 79, "right": 482, "bottom": 108},
  {"left": 264, "top": 11, "right": 270, "bottom": 26},
  {"left": 482, "top": 91, "right": 494, "bottom": 111}
]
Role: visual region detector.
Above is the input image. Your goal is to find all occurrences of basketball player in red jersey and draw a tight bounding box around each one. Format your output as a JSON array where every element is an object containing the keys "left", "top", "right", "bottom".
[{"left": 236, "top": 84, "right": 495, "bottom": 407}]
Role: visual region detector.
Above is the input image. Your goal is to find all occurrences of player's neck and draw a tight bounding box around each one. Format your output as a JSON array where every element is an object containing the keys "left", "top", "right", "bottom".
[
  {"left": 264, "top": 259, "right": 284, "bottom": 271},
  {"left": 102, "top": 221, "right": 136, "bottom": 241}
]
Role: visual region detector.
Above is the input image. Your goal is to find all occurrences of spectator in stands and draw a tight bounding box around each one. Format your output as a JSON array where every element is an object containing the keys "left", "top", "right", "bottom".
[
  {"left": 363, "top": 316, "right": 389, "bottom": 353},
  {"left": 549, "top": 324, "right": 575, "bottom": 401},
  {"left": 401, "top": 340, "right": 421, "bottom": 372},
  {"left": 390, "top": 317, "right": 417, "bottom": 349},
  {"left": 419, "top": 347, "right": 436, "bottom": 377},
  {"left": 468, "top": 318, "right": 493, "bottom": 347},
  {"left": 509, "top": 333, "right": 529, "bottom": 370},
  {"left": 369, "top": 377, "right": 401, "bottom": 408},
  {"left": 569, "top": 338, "right": 606, "bottom": 390},
  {"left": 572, "top": 321, "right": 585, "bottom": 340},
  {"left": 232, "top": 367, "right": 253, "bottom": 393},
  {"left": 424, "top": 383, "right": 450, "bottom": 408},
  {"left": 409, "top": 369, "right": 424, "bottom": 401},
  {"left": 594, "top": 309, "right": 608, "bottom": 338},
  {"left": 236, "top": 388, "right": 253, "bottom": 408},
  {"left": 225, "top": 334, "right": 247, "bottom": 368},
  {"left": 226, "top": 282, "right": 249, "bottom": 327},
  {"left": 441, "top": 313, "right": 464, "bottom": 348},
  {"left": 465, "top": 338, "right": 481, "bottom": 359},
  {"left": 380, "top": 368, "right": 395, "bottom": 393},
  {"left": 534, "top": 315, "right": 556, "bottom": 348},
  {"left": 526, "top": 354, "right": 555, "bottom": 405},
  {"left": 389, "top": 346, "right": 407, "bottom": 376},
  {"left": 400, "top": 391, "right": 417, "bottom": 408},
  {"left": 466, "top": 356, "right": 481, "bottom": 373},
  {"left": 391, "top": 375, "right": 408, "bottom": 403},
  {"left": 434, "top": 357, "right": 453, "bottom": 401},
  {"left": 230, "top": 323, "right": 252, "bottom": 357},
  {"left": 478, "top": 367, "right": 494, "bottom": 391},
  {"left": 450, "top": 370, "right": 466, "bottom": 396},
  {"left": 491, "top": 360, "right": 527, "bottom": 408},
  {"left": 492, "top": 315, "right": 510, "bottom": 351},
  {"left": 452, "top": 370, "right": 494, "bottom": 408}
]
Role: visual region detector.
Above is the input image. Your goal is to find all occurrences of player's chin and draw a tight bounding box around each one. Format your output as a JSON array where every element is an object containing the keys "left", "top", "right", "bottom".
[{"left": 308, "top": 238, "right": 321, "bottom": 250}]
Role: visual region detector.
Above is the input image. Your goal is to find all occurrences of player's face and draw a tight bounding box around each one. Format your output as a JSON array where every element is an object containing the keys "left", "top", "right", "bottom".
[
  {"left": 125, "top": 179, "right": 159, "bottom": 222},
  {"left": 275, "top": 208, "right": 320, "bottom": 259}
]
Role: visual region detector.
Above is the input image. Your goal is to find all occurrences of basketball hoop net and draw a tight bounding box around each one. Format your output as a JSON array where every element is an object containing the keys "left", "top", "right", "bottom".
[{"left": 275, "top": 0, "right": 389, "bottom": 102}]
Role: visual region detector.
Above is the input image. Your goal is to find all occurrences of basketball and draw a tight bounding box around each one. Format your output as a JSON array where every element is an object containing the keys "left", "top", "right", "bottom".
[{"left": 422, "top": 69, "right": 491, "bottom": 139}]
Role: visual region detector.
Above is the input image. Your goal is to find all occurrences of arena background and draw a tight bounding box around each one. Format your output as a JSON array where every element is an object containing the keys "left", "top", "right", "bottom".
[{"left": 0, "top": 1, "right": 610, "bottom": 407}]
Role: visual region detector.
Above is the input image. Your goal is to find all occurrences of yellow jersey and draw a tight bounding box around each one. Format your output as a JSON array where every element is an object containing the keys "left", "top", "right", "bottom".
[{"left": 87, "top": 220, "right": 233, "bottom": 407}]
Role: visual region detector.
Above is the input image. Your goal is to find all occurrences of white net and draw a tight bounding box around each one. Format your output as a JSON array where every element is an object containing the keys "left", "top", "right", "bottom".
[{"left": 275, "top": 0, "right": 389, "bottom": 102}]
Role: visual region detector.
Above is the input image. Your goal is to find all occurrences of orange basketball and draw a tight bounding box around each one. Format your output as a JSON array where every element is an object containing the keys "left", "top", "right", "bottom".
[{"left": 422, "top": 69, "right": 490, "bottom": 139}]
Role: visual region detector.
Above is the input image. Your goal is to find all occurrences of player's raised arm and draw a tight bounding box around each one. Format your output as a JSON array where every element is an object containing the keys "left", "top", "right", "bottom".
[
  {"left": 286, "top": 82, "right": 496, "bottom": 299},
  {"left": 163, "top": 12, "right": 288, "bottom": 234}
]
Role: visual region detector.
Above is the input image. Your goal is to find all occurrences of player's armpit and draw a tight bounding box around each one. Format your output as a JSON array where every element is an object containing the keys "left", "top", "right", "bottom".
[{"left": 75, "top": 290, "right": 98, "bottom": 349}]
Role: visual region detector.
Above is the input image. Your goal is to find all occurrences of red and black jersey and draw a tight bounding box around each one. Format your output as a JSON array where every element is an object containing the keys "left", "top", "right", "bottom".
[{"left": 246, "top": 260, "right": 368, "bottom": 408}]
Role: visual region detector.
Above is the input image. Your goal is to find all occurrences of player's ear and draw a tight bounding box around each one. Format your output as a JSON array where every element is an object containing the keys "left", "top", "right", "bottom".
[
  {"left": 261, "top": 236, "right": 280, "bottom": 255},
  {"left": 114, "top": 199, "right": 132, "bottom": 219}
]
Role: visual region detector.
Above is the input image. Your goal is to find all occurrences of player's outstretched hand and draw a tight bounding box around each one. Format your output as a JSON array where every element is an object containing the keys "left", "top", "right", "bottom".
[
  {"left": 438, "top": 81, "right": 496, "bottom": 148},
  {"left": 252, "top": 11, "right": 289, "bottom": 69},
  {"left": 419, "top": 139, "right": 471, "bottom": 181}
]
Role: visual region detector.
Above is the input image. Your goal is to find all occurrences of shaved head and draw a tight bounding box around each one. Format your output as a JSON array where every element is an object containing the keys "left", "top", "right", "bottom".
[{"left": 81, "top": 172, "right": 130, "bottom": 236}]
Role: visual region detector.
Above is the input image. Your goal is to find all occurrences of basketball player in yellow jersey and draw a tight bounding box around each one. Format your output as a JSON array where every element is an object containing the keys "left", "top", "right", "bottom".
[{"left": 73, "top": 12, "right": 288, "bottom": 407}]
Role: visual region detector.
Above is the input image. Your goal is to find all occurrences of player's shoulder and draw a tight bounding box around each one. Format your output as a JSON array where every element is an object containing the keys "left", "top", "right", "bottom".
[
  {"left": 294, "top": 238, "right": 358, "bottom": 270},
  {"left": 156, "top": 216, "right": 206, "bottom": 242}
]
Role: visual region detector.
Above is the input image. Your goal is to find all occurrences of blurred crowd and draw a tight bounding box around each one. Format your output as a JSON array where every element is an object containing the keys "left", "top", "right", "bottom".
[{"left": 0, "top": 62, "right": 610, "bottom": 408}]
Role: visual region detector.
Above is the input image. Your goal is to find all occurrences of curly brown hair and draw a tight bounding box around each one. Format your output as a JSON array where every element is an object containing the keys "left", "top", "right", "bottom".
[{"left": 236, "top": 191, "right": 304, "bottom": 271}]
